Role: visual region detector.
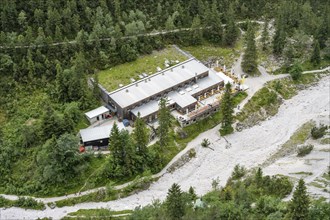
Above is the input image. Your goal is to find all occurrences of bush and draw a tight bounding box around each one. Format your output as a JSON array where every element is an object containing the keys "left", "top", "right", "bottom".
[
  {"left": 289, "top": 63, "right": 302, "bottom": 81},
  {"left": 0, "top": 196, "right": 13, "bottom": 207},
  {"left": 220, "top": 126, "right": 234, "bottom": 136},
  {"left": 232, "top": 164, "right": 246, "bottom": 180},
  {"left": 14, "top": 197, "right": 45, "bottom": 210},
  {"left": 201, "top": 138, "right": 211, "bottom": 148},
  {"left": 261, "top": 175, "right": 293, "bottom": 198},
  {"left": 311, "top": 124, "right": 328, "bottom": 139},
  {"left": 297, "top": 145, "right": 314, "bottom": 157}
]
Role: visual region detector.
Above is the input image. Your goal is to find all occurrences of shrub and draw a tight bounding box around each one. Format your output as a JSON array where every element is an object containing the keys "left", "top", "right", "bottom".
[
  {"left": 0, "top": 196, "right": 13, "bottom": 207},
  {"left": 311, "top": 124, "right": 328, "bottom": 139},
  {"left": 14, "top": 197, "right": 45, "bottom": 210},
  {"left": 201, "top": 138, "right": 211, "bottom": 148},
  {"left": 289, "top": 63, "right": 302, "bottom": 81},
  {"left": 188, "top": 149, "right": 196, "bottom": 158},
  {"left": 232, "top": 164, "right": 246, "bottom": 180},
  {"left": 297, "top": 145, "right": 314, "bottom": 157},
  {"left": 262, "top": 175, "right": 293, "bottom": 198}
]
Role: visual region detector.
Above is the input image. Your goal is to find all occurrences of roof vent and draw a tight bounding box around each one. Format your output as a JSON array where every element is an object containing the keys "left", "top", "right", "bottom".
[
  {"left": 145, "top": 79, "right": 147, "bottom": 83},
  {"left": 162, "top": 72, "right": 165, "bottom": 75},
  {"left": 148, "top": 78, "right": 151, "bottom": 81},
  {"left": 135, "top": 83, "right": 138, "bottom": 87},
  {"left": 171, "top": 68, "right": 173, "bottom": 72},
  {"left": 126, "top": 89, "right": 129, "bottom": 93},
  {"left": 182, "top": 65, "right": 185, "bottom": 69}
]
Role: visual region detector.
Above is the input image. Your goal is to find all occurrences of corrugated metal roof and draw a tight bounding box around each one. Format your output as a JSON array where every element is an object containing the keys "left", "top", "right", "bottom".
[
  {"left": 80, "top": 123, "right": 125, "bottom": 143},
  {"left": 109, "top": 59, "right": 209, "bottom": 108},
  {"left": 85, "top": 106, "right": 109, "bottom": 119}
]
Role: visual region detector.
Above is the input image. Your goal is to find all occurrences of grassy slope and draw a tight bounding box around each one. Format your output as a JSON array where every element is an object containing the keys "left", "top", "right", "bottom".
[
  {"left": 182, "top": 39, "right": 243, "bottom": 67},
  {"left": 98, "top": 47, "right": 187, "bottom": 91}
]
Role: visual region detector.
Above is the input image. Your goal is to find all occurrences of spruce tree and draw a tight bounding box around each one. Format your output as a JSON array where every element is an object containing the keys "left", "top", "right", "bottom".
[
  {"left": 92, "top": 73, "right": 100, "bottom": 99},
  {"left": 311, "top": 40, "right": 321, "bottom": 66},
  {"left": 273, "top": 21, "right": 286, "bottom": 55},
  {"left": 289, "top": 62, "right": 302, "bottom": 81},
  {"left": 289, "top": 179, "right": 310, "bottom": 220},
  {"left": 255, "top": 167, "right": 263, "bottom": 187},
  {"left": 224, "top": 5, "right": 239, "bottom": 46},
  {"left": 133, "top": 112, "right": 149, "bottom": 157},
  {"left": 158, "top": 98, "right": 171, "bottom": 147},
  {"left": 220, "top": 83, "right": 234, "bottom": 136},
  {"left": 121, "top": 130, "right": 136, "bottom": 176},
  {"left": 261, "top": 20, "right": 269, "bottom": 51},
  {"left": 191, "top": 15, "right": 203, "bottom": 45},
  {"left": 242, "top": 24, "right": 258, "bottom": 75},
  {"left": 166, "top": 183, "right": 185, "bottom": 220},
  {"left": 316, "top": 11, "right": 330, "bottom": 49},
  {"left": 188, "top": 186, "right": 197, "bottom": 201},
  {"left": 109, "top": 123, "right": 123, "bottom": 167},
  {"left": 204, "top": 1, "right": 223, "bottom": 45}
]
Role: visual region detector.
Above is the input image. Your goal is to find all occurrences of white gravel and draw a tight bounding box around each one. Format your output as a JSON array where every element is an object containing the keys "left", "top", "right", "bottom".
[{"left": 1, "top": 75, "right": 329, "bottom": 220}]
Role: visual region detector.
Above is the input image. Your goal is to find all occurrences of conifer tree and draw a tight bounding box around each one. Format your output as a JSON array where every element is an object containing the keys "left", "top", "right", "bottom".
[
  {"left": 165, "top": 15, "right": 175, "bottom": 30},
  {"left": 120, "top": 130, "right": 136, "bottom": 176},
  {"left": 158, "top": 98, "right": 171, "bottom": 147},
  {"left": 261, "top": 20, "right": 269, "bottom": 51},
  {"left": 204, "top": 1, "right": 223, "bottom": 45},
  {"left": 289, "top": 179, "right": 310, "bottom": 220},
  {"left": 220, "top": 83, "right": 234, "bottom": 136},
  {"left": 188, "top": 186, "right": 197, "bottom": 201},
  {"left": 133, "top": 112, "right": 149, "bottom": 157},
  {"left": 273, "top": 20, "right": 286, "bottom": 55},
  {"left": 311, "top": 40, "right": 321, "bottom": 66},
  {"left": 242, "top": 24, "right": 258, "bottom": 75},
  {"left": 289, "top": 62, "right": 302, "bottom": 81},
  {"left": 55, "top": 62, "right": 67, "bottom": 102},
  {"left": 224, "top": 5, "right": 239, "bottom": 46},
  {"left": 316, "top": 11, "right": 330, "bottom": 49},
  {"left": 166, "top": 183, "right": 185, "bottom": 220},
  {"left": 191, "top": 15, "right": 203, "bottom": 45},
  {"left": 109, "top": 123, "right": 123, "bottom": 167},
  {"left": 92, "top": 73, "right": 100, "bottom": 99},
  {"left": 255, "top": 167, "right": 263, "bottom": 187}
]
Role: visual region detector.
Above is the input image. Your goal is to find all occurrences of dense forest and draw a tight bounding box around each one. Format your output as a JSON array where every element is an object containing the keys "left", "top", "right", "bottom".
[{"left": 0, "top": 0, "right": 329, "bottom": 197}]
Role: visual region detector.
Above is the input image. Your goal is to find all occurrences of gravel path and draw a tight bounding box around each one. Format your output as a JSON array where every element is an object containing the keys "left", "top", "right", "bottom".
[{"left": 1, "top": 74, "right": 329, "bottom": 220}]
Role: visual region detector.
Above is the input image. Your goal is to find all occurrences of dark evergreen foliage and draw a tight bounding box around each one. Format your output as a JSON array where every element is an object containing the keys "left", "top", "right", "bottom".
[
  {"left": 289, "top": 179, "right": 310, "bottom": 220},
  {"left": 220, "top": 83, "right": 234, "bottom": 136},
  {"left": 311, "top": 40, "right": 321, "bottom": 66},
  {"left": 166, "top": 183, "right": 185, "bottom": 219},
  {"left": 158, "top": 98, "right": 171, "bottom": 148},
  {"left": 242, "top": 24, "right": 258, "bottom": 75}
]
